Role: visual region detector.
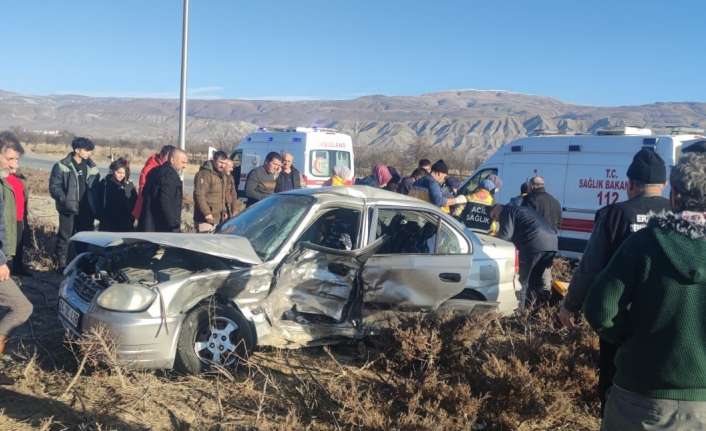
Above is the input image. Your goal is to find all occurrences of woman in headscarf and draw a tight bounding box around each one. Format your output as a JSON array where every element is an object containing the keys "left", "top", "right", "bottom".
[{"left": 356, "top": 164, "right": 392, "bottom": 188}]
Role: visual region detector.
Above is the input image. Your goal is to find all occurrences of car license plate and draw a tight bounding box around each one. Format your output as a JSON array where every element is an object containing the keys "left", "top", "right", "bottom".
[{"left": 58, "top": 298, "right": 81, "bottom": 330}]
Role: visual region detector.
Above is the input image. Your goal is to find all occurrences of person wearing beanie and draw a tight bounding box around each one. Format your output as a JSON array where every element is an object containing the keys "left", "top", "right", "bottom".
[
  {"left": 559, "top": 148, "right": 671, "bottom": 413},
  {"left": 410, "top": 160, "right": 466, "bottom": 212},
  {"left": 49, "top": 136, "right": 100, "bottom": 271}
]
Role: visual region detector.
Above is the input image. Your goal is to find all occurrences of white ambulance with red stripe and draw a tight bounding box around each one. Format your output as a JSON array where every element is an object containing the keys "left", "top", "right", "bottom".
[
  {"left": 462, "top": 126, "right": 705, "bottom": 257},
  {"left": 231, "top": 127, "right": 355, "bottom": 192}
]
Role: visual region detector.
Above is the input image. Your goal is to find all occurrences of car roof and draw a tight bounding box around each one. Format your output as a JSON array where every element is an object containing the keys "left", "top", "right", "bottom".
[{"left": 283, "top": 185, "right": 442, "bottom": 211}]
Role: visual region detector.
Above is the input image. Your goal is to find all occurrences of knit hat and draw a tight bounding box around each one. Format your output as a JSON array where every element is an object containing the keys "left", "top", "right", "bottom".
[
  {"left": 431, "top": 160, "right": 449, "bottom": 174},
  {"left": 627, "top": 149, "right": 667, "bottom": 183}
]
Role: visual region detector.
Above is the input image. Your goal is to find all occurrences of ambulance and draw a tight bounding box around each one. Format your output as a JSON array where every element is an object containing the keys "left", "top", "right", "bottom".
[
  {"left": 460, "top": 126, "right": 705, "bottom": 257},
  {"left": 230, "top": 127, "right": 355, "bottom": 193}
]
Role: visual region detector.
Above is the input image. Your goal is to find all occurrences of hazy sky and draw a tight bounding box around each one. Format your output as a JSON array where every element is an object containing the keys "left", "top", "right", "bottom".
[{"left": 2, "top": 0, "right": 704, "bottom": 106}]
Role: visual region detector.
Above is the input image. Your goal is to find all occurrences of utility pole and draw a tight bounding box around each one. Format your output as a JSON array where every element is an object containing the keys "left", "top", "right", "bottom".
[{"left": 178, "top": 0, "right": 190, "bottom": 151}]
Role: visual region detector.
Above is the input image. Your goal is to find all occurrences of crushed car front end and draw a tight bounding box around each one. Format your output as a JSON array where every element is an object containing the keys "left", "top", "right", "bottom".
[
  {"left": 58, "top": 250, "right": 187, "bottom": 368},
  {"left": 57, "top": 233, "right": 261, "bottom": 370}
]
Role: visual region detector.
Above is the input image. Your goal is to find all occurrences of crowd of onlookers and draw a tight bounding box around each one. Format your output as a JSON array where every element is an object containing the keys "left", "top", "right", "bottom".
[{"left": 2, "top": 128, "right": 706, "bottom": 431}]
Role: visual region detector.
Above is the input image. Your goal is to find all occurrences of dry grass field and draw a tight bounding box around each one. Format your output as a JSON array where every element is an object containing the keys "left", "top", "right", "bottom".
[{"left": 0, "top": 169, "right": 600, "bottom": 430}]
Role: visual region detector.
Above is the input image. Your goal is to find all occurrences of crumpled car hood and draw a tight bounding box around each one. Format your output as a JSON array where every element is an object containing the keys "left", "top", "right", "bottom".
[{"left": 70, "top": 231, "right": 262, "bottom": 265}]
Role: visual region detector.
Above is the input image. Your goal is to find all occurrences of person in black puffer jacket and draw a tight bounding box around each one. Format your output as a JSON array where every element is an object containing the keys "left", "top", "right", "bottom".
[{"left": 96, "top": 158, "right": 137, "bottom": 232}]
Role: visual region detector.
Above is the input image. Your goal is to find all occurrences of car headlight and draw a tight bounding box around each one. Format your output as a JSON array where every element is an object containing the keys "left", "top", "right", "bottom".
[{"left": 96, "top": 285, "right": 157, "bottom": 312}]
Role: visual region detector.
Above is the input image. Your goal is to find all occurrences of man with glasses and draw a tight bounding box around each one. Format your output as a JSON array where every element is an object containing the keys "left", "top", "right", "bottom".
[
  {"left": 245, "top": 152, "right": 281, "bottom": 207},
  {"left": 275, "top": 152, "right": 302, "bottom": 193}
]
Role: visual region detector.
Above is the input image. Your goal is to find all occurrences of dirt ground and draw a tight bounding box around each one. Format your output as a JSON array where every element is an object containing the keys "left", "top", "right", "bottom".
[{"left": 0, "top": 190, "right": 599, "bottom": 431}]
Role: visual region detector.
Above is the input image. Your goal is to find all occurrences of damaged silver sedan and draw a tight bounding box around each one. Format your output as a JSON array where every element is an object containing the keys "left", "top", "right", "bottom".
[{"left": 57, "top": 186, "right": 518, "bottom": 374}]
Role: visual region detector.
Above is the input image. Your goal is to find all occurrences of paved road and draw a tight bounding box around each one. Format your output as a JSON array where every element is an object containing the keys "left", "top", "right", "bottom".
[{"left": 21, "top": 154, "right": 195, "bottom": 194}]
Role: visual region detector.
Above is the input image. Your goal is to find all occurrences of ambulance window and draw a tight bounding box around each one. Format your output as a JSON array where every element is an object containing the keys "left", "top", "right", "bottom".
[
  {"left": 310, "top": 150, "right": 352, "bottom": 177},
  {"left": 242, "top": 152, "right": 260, "bottom": 172},
  {"left": 334, "top": 151, "right": 351, "bottom": 171},
  {"left": 459, "top": 168, "right": 498, "bottom": 196},
  {"left": 311, "top": 150, "right": 330, "bottom": 177}
]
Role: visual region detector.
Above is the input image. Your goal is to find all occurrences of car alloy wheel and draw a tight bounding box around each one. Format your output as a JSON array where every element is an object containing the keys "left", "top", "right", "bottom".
[{"left": 193, "top": 316, "right": 241, "bottom": 366}]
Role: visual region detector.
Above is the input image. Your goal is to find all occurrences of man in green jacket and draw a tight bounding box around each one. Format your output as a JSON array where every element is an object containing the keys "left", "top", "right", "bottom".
[
  {"left": 0, "top": 131, "right": 33, "bottom": 385},
  {"left": 585, "top": 151, "right": 706, "bottom": 430}
]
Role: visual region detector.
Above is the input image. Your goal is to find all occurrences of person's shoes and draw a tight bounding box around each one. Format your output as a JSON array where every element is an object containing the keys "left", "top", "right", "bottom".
[{"left": 0, "top": 372, "right": 15, "bottom": 386}]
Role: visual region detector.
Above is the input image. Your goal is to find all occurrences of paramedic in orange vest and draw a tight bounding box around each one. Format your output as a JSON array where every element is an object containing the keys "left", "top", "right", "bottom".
[{"left": 410, "top": 160, "right": 466, "bottom": 211}]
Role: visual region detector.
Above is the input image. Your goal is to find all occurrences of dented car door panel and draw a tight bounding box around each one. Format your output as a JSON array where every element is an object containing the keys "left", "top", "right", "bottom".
[
  {"left": 362, "top": 254, "right": 471, "bottom": 310},
  {"left": 361, "top": 206, "right": 473, "bottom": 311}
]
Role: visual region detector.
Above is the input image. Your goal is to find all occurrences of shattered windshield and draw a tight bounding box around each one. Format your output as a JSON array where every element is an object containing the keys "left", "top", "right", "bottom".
[{"left": 219, "top": 195, "right": 313, "bottom": 261}]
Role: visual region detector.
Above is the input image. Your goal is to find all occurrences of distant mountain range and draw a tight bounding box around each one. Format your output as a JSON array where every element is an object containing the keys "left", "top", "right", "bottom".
[{"left": 1, "top": 89, "right": 705, "bottom": 160}]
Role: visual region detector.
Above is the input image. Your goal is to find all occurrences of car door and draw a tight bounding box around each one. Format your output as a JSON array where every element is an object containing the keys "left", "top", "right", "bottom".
[
  {"left": 271, "top": 206, "right": 382, "bottom": 323},
  {"left": 361, "top": 206, "right": 473, "bottom": 311}
]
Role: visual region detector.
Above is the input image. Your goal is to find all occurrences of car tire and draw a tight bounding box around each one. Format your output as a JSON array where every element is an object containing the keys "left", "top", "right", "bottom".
[{"left": 174, "top": 301, "right": 255, "bottom": 375}]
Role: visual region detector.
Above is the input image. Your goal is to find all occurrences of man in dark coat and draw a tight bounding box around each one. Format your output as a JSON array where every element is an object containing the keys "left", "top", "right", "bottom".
[
  {"left": 139, "top": 149, "right": 187, "bottom": 233},
  {"left": 49, "top": 137, "right": 100, "bottom": 269},
  {"left": 274, "top": 152, "right": 302, "bottom": 193},
  {"left": 490, "top": 204, "right": 558, "bottom": 307},
  {"left": 559, "top": 148, "right": 671, "bottom": 413},
  {"left": 522, "top": 176, "right": 562, "bottom": 230}
]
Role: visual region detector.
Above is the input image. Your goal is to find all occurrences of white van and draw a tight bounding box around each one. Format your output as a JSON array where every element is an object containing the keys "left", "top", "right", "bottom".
[
  {"left": 230, "top": 127, "right": 355, "bottom": 193},
  {"left": 460, "top": 127, "right": 705, "bottom": 257}
]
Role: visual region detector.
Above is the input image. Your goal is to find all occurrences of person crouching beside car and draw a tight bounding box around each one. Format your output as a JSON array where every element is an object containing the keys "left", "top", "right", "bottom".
[
  {"left": 96, "top": 158, "right": 137, "bottom": 232},
  {"left": 490, "top": 203, "right": 558, "bottom": 307}
]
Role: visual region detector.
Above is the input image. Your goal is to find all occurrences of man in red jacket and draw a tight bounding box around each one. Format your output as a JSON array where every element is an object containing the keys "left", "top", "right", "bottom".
[{"left": 132, "top": 145, "right": 175, "bottom": 223}]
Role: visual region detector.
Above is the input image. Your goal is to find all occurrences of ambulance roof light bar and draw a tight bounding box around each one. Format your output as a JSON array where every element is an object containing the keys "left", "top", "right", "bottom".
[{"left": 595, "top": 126, "right": 653, "bottom": 136}]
